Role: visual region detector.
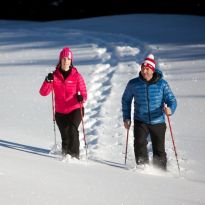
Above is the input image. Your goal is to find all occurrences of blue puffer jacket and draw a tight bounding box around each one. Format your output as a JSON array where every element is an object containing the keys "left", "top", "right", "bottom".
[{"left": 122, "top": 69, "right": 177, "bottom": 125}]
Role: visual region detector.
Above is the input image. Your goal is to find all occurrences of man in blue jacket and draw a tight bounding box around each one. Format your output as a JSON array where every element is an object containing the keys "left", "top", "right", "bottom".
[{"left": 122, "top": 54, "right": 177, "bottom": 170}]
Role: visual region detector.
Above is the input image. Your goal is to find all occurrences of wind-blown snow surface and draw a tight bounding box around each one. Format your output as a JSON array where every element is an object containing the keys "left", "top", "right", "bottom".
[{"left": 0, "top": 14, "right": 205, "bottom": 204}]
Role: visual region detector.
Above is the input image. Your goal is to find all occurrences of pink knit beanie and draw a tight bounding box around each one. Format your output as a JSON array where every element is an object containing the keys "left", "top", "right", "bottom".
[{"left": 59, "top": 47, "right": 73, "bottom": 61}]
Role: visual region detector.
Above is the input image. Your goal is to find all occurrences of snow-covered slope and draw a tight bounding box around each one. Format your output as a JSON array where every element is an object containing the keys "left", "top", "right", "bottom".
[{"left": 0, "top": 14, "right": 205, "bottom": 204}]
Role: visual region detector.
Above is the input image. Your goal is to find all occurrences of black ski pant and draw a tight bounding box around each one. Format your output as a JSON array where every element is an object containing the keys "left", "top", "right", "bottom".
[
  {"left": 134, "top": 120, "right": 167, "bottom": 169},
  {"left": 55, "top": 108, "right": 83, "bottom": 158}
]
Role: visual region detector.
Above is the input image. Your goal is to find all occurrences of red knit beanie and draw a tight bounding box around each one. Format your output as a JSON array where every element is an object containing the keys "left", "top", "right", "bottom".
[{"left": 142, "top": 54, "right": 156, "bottom": 72}]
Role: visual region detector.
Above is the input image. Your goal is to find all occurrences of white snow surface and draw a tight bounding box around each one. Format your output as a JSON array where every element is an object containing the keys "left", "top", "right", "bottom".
[{"left": 0, "top": 14, "right": 205, "bottom": 204}]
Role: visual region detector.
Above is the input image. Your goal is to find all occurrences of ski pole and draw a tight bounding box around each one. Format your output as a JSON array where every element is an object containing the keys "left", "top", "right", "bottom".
[
  {"left": 165, "top": 106, "right": 180, "bottom": 175},
  {"left": 51, "top": 87, "right": 57, "bottom": 147},
  {"left": 78, "top": 92, "right": 88, "bottom": 157},
  {"left": 124, "top": 123, "right": 130, "bottom": 165}
]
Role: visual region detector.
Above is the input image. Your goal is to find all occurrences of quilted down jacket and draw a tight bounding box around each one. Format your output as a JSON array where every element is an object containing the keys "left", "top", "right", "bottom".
[
  {"left": 122, "top": 70, "right": 177, "bottom": 125},
  {"left": 40, "top": 67, "right": 87, "bottom": 114}
]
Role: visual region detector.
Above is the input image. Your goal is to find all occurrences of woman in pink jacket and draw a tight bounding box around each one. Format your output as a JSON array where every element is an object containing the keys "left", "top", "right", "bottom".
[{"left": 39, "top": 47, "right": 87, "bottom": 159}]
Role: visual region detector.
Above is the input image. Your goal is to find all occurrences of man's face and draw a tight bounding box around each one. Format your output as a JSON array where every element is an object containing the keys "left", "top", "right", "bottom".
[{"left": 141, "top": 65, "right": 154, "bottom": 81}]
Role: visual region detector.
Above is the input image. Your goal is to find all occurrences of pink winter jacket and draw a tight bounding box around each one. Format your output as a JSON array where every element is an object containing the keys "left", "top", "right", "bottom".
[{"left": 39, "top": 67, "right": 87, "bottom": 114}]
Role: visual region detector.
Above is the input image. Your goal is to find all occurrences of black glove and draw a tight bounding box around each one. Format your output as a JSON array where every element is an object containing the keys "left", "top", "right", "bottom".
[
  {"left": 77, "top": 94, "right": 83, "bottom": 102},
  {"left": 45, "top": 73, "right": 54, "bottom": 83}
]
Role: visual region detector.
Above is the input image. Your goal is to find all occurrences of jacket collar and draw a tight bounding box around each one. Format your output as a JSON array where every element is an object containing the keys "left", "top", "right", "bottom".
[{"left": 139, "top": 71, "right": 162, "bottom": 84}]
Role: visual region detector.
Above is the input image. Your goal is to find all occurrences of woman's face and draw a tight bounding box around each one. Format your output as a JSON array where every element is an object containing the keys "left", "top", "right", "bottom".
[{"left": 61, "top": 57, "right": 71, "bottom": 71}]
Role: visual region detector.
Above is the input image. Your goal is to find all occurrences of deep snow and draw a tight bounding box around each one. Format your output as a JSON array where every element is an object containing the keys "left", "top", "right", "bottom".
[{"left": 0, "top": 14, "right": 205, "bottom": 204}]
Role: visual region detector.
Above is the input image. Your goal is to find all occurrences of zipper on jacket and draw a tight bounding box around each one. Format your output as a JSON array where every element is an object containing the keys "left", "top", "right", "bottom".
[{"left": 146, "top": 84, "right": 151, "bottom": 123}]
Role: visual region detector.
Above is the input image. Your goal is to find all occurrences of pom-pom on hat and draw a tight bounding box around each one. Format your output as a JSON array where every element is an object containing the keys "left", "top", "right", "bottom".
[
  {"left": 142, "top": 54, "right": 156, "bottom": 72},
  {"left": 59, "top": 47, "right": 73, "bottom": 61}
]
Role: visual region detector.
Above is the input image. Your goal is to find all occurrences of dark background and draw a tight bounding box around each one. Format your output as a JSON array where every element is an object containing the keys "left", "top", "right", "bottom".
[{"left": 1, "top": 0, "right": 204, "bottom": 21}]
